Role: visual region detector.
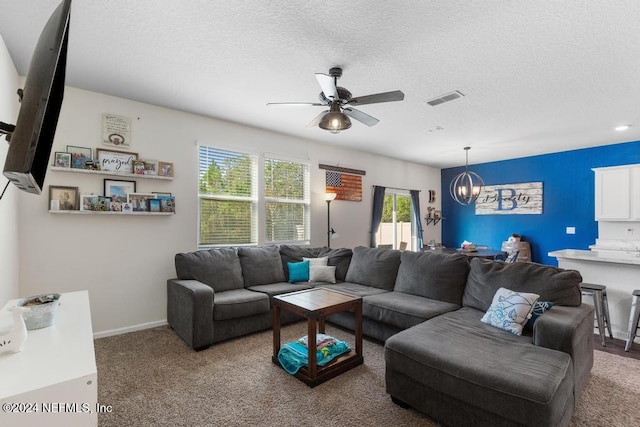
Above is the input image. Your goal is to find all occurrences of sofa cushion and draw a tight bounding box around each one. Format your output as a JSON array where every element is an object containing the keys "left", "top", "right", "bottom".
[
  {"left": 213, "top": 289, "right": 270, "bottom": 320},
  {"left": 279, "top": 245, "right": 325, "bottom": 279},
  {"left": 238, "top": 246, "right": 286, "bottom": 286},
  {"left": 304, "top": 256, "right": 328, "bottom": 266},
  {"left": 385, "top": 307, "right": 574, "bottom": 426},
  {"left": 287, "top": 260, "right": 309, "bottom": 283},
  {"left": 174, "top": 248, "right": 244, "bottom": 292},
  {"left": 463, "top": 258, "right": 582, "bottom": 312},
  {"left": 394, "top": 251, "right": 470, "bottom": 305},
  {"left": 345, "top": 246, "right": 401, "bottom": 290},
  {"left": 364, "top": 292, "right": 460, "bottom": 330},
  {"left": 526, "top": 301, "right": 554, "bottom": 331},
  {"left": 318, "top": 247, "right": 353, "bottom": 281},
  {"left": 481, "top": 287, "right": 540, "bottom": 335},
  {"left": 309, "top": 265, "right": 336, "bottom": 283}
]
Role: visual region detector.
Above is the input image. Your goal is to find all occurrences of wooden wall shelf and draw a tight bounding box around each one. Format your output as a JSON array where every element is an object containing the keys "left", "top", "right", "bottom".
[
  {"left": 49, "top": 210, "right": 173, "bottom": 216},
  {"left": 50, "top": 166, "right": 173, "bottom": 180}
]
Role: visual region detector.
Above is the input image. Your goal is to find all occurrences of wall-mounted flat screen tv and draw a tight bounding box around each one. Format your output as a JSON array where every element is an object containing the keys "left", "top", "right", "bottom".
[{"left": 2, "top": 0, "right": 71, "bottom": 194}]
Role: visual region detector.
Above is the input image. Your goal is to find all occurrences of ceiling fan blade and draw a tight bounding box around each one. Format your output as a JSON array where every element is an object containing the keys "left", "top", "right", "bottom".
[
  {"left": 305, "top": 110, "right": 328, "bottom": 128},
  {"left": 315, "top": 73, "right": 338, "bottom": 100},
  {"left": 266, "top": 102, "right": 323, "bottom": 107},
  {"left": 348, "top": 90, "right": 405, "bottom": 106},
  {"left": 343, "top": 107, "right": 380, "bottom": 127}
]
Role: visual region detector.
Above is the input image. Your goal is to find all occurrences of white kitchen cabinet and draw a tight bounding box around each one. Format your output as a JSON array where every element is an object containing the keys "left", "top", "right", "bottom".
[{"left": 593, "top": 164, "right": 640, "bottom": 221}]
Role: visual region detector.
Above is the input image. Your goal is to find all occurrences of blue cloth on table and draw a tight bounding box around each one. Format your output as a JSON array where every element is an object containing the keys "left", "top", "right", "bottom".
[{"left": 277, "top": 335, "right": 351, "bottom": 375}]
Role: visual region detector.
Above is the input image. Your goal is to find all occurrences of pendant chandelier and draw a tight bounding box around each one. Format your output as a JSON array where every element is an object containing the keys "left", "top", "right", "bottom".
[{"left": 449, "top": 147, "right": 484, "bottom": 206}]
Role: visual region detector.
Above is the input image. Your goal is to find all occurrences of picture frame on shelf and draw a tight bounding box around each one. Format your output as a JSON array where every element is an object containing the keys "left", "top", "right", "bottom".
[
  {"left": 49, "top": 185, "right": 79, "bottom": 211},
  {"left": 80, "top": 194, "right": 96, "bottom": 211},
  {"left": 66, "top": 145, "right": 92, "bottom": 169},
  {"left": 149, "top": 198, "right": 161, "bottom": 213},
  {"left": 127, "top": 193, "right": 157, "bottom": 212},
  {"left": 152, "top": 192, "right": 172, "bottom": 197},
  {"left": 142, "top": 159, "right": 158, "bottom": 176},
  {"left": 104, "top": 179, "right": 136, "bottom": 204},
  {"left": 132, "top": 160, "right": 145, "bottom": 175},
  {"left": 122, "top": 203, "right": 133, "bottom": 213},
  {"left": 96, "top": 148, "right": 138, "bottom": 174},
  {"left": 158, "top": 161, "right": 174, "bottom": 177},
  {"left": 54, "top": 152, "right": 71, "bottom": 168},
  {"left": 155, "top": 194, "right": 175, "bottom": 213}
]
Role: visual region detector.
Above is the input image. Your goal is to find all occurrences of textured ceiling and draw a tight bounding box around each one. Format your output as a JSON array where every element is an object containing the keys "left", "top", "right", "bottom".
[{"left": 1, "top": 1, "right": 639, "bottom": 168}]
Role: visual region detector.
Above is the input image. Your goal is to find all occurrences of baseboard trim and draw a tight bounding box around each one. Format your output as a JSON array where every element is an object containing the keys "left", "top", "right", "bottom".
[{"left": 93, "top": 320, "right": 168, "bottom": 339}]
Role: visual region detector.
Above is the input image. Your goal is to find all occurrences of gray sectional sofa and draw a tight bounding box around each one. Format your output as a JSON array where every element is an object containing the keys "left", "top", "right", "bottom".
[{"left": 167, "top": 245, "right": 593, "bottom": 426}]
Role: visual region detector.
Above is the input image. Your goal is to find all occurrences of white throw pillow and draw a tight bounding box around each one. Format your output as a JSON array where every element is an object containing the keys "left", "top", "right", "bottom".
[
  {"left": 481, "top": 287, "right": 540, "bottom": 336},
  {"left": 303, "top": 256, "right": 328, "bottom": 267},
  {"left": 309, "top": 265, "right": 336, "bottom": 283}
]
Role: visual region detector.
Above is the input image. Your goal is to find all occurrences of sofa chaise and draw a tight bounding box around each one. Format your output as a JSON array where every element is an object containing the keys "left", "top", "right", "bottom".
[{"left": 167, "top": 245, "right": 593, "bottom": 426}]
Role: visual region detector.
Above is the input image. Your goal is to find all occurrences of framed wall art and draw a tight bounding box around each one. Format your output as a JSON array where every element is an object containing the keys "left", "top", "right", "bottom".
[
  {"left": 96, "top": 148, "right": 138, "bottom": 174},
  {"left": 102, "top": 113, "right": 132, "bottom": 148},
  {"left": 54, "top": 152, "right": 71, "bottom": 168},
  {"left": 158, "top": 161, "right": 174, "bottom": 177},
  {"left": 49, "top": 185, "right": 79, "bottom": 211},
  {"left": 142, "top": 159, "right": 158, "bottom": 176},
  {"left": 66, "top": 145, "right": 92, "bottom": 169},
  {"left": 104, "top": 179, "right": 136, "bottom": 203},
  {"left": 127, "top": 193, "right": 157, "bottom": 212}
]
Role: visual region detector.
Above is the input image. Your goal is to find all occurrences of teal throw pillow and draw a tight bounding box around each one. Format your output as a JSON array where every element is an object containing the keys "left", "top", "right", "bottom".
[
  {"left": 525, "top": 301, "right": 554, "bottom": 330},
  {"left": 481, "top": 287, "right": 540, "bottom": 336},
  {"left": 288, "top": 260, "right": 310, "bottom": 283}
]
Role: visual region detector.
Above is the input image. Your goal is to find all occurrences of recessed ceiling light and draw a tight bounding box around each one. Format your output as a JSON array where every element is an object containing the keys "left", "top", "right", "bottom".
[{"left": 615, "top": 125, "right": 631, "bottom": 131}]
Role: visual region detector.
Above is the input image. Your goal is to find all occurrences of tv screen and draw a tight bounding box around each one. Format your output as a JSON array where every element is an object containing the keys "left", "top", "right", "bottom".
[{"left": 2, "top": 0, "right": 71, "bottom": 194}]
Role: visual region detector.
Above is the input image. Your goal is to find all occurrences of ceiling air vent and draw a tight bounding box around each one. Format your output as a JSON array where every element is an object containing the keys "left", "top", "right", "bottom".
[{"left": 426, "top": 90, "right": 465, "bottom": 107}]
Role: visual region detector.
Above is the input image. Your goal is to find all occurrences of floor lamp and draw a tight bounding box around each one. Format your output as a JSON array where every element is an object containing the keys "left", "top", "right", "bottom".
[{"left": 325, "top": 192, "right": 337, "bottom": 247}]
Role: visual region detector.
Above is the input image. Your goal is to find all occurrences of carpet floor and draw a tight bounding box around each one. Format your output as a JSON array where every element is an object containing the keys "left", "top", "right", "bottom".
[{"left": 95, "top": 323, "right": 640, "bottom": 426}]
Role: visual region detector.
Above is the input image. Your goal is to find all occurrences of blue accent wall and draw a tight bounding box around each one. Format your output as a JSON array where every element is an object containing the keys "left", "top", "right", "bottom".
[{"left": 441, "top": 140, "right": 640, "bottom": 265}]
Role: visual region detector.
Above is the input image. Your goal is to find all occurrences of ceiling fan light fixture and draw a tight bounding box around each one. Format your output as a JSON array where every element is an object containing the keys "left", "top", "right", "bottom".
[{"left": 319, "top": 103, "right": 351, "bottom": 134}]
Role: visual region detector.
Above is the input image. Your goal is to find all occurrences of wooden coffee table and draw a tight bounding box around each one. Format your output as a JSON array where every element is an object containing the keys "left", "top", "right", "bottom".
[{"left": 272, "top": 287, "right": 363, "bottom": 387}]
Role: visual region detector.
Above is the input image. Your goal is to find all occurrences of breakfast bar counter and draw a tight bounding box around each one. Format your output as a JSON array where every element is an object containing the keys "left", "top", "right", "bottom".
[{"left": 549, "top": 249, "right": 640, "bottom": 340}]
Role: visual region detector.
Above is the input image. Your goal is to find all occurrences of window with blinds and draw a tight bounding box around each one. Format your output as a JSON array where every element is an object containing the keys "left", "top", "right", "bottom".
[
  {"left": 264, "top": 155, "right": 310, "bottom": 244},
  {"left": 198, "top": 146, "right": 258, "bottom": 246}
]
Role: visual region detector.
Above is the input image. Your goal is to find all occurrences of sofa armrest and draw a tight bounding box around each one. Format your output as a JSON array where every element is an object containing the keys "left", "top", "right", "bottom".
[
  {"left": 167, "top": 279, "right": 214, "bottom": 350},
  {"left": 532, "top": 303, "right": 594, "bottom": 401}
]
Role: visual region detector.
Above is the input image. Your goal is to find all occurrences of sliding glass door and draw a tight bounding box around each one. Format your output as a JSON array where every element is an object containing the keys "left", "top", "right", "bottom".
[{"left": 376, "top": 190, "right": 414, "bottom": 251}]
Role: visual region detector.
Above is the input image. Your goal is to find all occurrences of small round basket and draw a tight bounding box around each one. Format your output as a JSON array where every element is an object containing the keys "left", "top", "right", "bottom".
[{"left": 17, "top": 293, "right": 61, "bottom": 330}]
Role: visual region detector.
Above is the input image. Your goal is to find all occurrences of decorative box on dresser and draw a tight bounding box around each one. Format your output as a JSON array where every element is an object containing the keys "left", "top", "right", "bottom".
[{"left": 0, "top": 291, "right": 97, "bottom": 427}]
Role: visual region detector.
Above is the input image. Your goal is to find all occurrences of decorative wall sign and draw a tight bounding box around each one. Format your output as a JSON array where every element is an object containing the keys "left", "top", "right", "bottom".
[
  {"left": 320, "top": 163, "right": 365, "bottom": 202},
  {"left": 102, "top": 113, "right": 132, "bottom": 148},
  {"left": 326, "top": 171, "right": 362, "bottom": 201},
  {"left": 96, "top": 148, "right": 138, "bottom": 174},
  {"left": 475, "top": 182, "right": 543, "bottom": 215}
]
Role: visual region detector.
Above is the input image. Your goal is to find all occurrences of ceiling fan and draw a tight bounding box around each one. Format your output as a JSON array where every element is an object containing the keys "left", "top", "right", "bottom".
[{"left": 267, "top": 67, "right": 404, "bottom": 134}]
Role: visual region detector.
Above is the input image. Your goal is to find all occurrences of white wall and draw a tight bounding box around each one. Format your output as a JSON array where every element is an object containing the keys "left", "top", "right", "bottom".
[
  {"left": 18, "top": 87, "right": 441, "bottom": 335},
  {"left": 0, "top": 35, "right": 20, "bottom": 307}
]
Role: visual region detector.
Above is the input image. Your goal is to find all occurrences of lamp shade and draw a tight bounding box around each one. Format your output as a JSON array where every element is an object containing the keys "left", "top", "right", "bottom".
[
  {"left": 319, "top": 103, "right": 351, "bottom": 133},
  {"left": 324, "top": 192, "right": 337, "bottom": 201}
]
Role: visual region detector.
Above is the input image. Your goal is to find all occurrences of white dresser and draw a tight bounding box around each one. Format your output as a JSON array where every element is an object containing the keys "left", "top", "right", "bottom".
[{"left": 0, "top": 290, "right": 97, "bottom": 426}]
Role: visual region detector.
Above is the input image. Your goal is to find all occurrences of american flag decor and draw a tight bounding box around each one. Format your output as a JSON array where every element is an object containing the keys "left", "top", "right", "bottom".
[{"left": 326, "top": 171, "right": 362, "bottom": 201}]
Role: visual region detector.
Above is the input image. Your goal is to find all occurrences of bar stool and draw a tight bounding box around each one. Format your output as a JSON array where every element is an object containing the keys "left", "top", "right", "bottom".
[
  {"left": 580, "top": 283, "right": 613, "bottom": 347},
  {"left": 625, "top": 289, "right": 640, "bottom": 352}
]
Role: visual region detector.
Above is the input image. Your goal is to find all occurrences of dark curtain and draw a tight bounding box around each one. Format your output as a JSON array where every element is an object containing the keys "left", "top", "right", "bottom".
[
  {"left": 410, "top": 190, "right": 424, "bottom": 250},
  {"left": 370, "top": 185, "right": 386, "bottom": 247}
]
